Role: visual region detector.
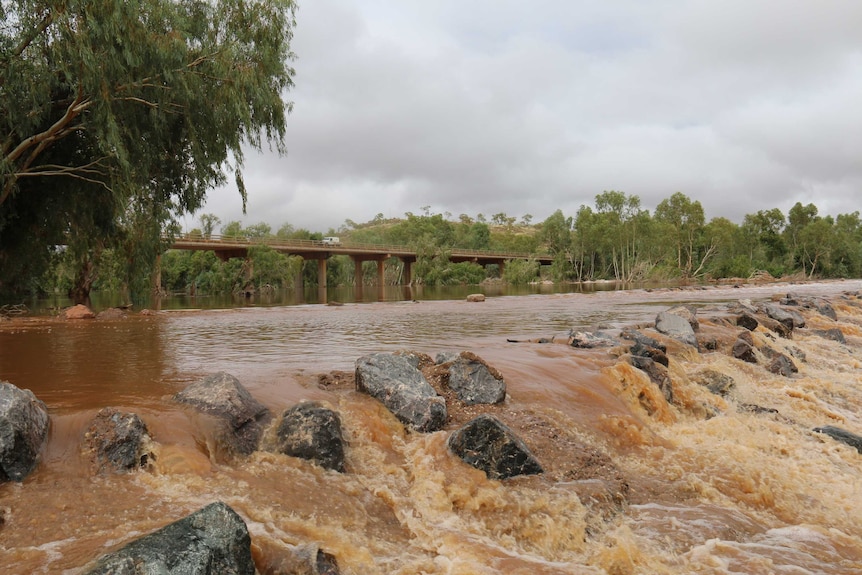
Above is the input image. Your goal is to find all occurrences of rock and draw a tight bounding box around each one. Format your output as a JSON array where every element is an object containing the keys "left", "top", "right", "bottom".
[
  {"left": 783, "top": 295, "right": 838, "bottom": 320},
  {"left": 569, "top": 330, "right": 619, "bottom": 348},
  {"left": 65, "top": 304, "right": 95, "bottom": 320},
  {"left": 274, "top": 402, "right": 346, "bottom": 472},
  {"left": 629, "top": 341, "right": 669, "bottom": 367},
  {"left": 739, "top": 403, "right": 779, "bottom": 415},
  {"left": 442, "top": 352, "right": 506, "bottom": 405},
  {"left": 448, "top": 415, "right": 543, "bottom": 479},
  {"left": 655, "top": 310, "right": 697, "bottom": 347},
  {"left": 629, "top": 356, "right": 673, "bottom": 403},
  {"left": 466, "top": 293, "right": 486, "bottom": 302},
  {"left": 96, "top": 307, "right": 127, "bottom": 320},
  {"left": 693, "top": 369, "right": 736, "bottom": 396},
  {"left": 666, "top": 305, "right": 699, "bottom": 330},
  {"left": 762, "top": 303, "right": 805, "bottom": 330},
  {"left": 620, "top": 328, "right": 667, "bottom": 353},
  {"left": 174, "top": 372, "right": 271, "bottom": 456},
  {"left": 813, "top": 426, "right": 862, "bottom": 454},
  {"left": 83, "top": 407, "right": 154, "bottom": 473},
  {"left": 732, "top": 338, "right": 757, "bottom": 363},
  {"left": 256, "top": 543, "right": 341, "bottom": 575},
  {"left": 767, "top": 353, "right": 798, "bottom": 377},
  {"left": 355, "top": 353, "right": 447, "bottom": 432},
  {"left": 0, "top": 382, "right": 49, "bottom": 482},
  {"left": 814, "top": 328, "right": 846, "bottom": 344},
  {"left": 82, "top": 502, "right": 254, "bottom": 575},
  {"left": 757, "top": 314, "right": 792, "bottom": 338},
  {"left": 736, "top": 313, "right": 760, "bottom": 332}
]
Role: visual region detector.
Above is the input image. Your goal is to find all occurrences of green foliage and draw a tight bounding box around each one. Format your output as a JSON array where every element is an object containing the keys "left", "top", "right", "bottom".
[
  {"left": 503, "top": 258, "right": 540, "bottom": 284},
  {"left": 0, "top": 0, "right": 296, "bottom": 300}
]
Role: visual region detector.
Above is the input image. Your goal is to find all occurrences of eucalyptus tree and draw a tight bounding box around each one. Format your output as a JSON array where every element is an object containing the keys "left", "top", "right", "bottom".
[
  {"left": 0, "top": 0, "right": 296, "bottom": 301},
  {"left": 590, "top": 191, "right": 651, "bottom": 282},
  {"left": 538, "top": 209, "right": 574, "bottom": 281},
  {"left": 741, "top": 208, "right": 786, "bottom": 273},
  {"left": 654, "top": 192, "right": 711, "bottom": 278}
]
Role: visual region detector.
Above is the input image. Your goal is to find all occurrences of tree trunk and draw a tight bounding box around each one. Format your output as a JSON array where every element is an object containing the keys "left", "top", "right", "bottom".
[{"left": 69, "top": 259, "right": 96, "bottom": 305}]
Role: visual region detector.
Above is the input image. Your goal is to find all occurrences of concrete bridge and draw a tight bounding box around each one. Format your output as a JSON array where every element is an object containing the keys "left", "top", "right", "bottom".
[{"left": 169, "top": 235, "right": 553, "bottom": 287}]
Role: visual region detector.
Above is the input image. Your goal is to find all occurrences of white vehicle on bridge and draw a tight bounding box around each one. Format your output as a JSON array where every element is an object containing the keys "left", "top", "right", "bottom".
[{"left": 321, "top": 237, "right": 341, "bottom": 246}]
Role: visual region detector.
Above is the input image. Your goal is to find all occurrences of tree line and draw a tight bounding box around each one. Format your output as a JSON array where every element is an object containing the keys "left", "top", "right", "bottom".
[{"left": 144, "top": 193, "right": 861, "bottom": 298}]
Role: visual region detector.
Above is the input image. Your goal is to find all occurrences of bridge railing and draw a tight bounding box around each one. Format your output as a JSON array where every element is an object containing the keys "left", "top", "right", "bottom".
[{"left": 169, "top": 234, "right": 547, "bottom": 261}]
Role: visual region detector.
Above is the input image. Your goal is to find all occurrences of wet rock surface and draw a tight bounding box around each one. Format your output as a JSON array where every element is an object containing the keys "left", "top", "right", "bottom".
[
  {"left": 0, "top": 381, "right": 49, "bottom": 482},
  {"left": 82, "top": 501, "right": 254, "bottom": 575},
  {"left": 355, "top": 352, "right": 447, "bottom": 432},
  {"left": 174, "top": 372, "right": 271, "bottom": 456},
  {"left": 274, "top": 401, "right": 346, "bottom": 472},
  {"left": 813, "top": 426, "right": 862, "bottom": 454},
  {"left": 440, "top": 351, "right": 506, "bottom": 405},
  {"left": 448, "top": 414, "right": 543, "bottom": 479},
  {"left": 83, "top": 407, "right": 154, "bottom": 473}
]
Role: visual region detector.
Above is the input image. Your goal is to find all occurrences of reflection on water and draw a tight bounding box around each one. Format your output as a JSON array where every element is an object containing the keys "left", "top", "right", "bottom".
[{"left": 1, "top": 280, "right": 862, "bottom": 574}]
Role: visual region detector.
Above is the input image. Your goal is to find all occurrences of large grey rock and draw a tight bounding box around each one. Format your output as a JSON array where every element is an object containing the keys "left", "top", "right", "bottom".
[
  {"left": 82, "top": 502, "right": 254, "bottom": 574},
  {"left": 655, "top": 310, "right": 698, "bottom": 347},
  {"left": 174, "top": 372, "right": 270, "bottom": 456},
  {"left": 444, "top": 353, "right": 506, "bottom": 405},
  {"left": 813, "top": 426, "right": 862, "bottom": 454},
  {"left": 83, "top": 407, "right": 154, "bottom": 473},
  {"left": 355, "top": 353, "right": 447, "bottom": 432},
  {"left": 666, "top": 305, "right": 699, "bottom": 330},
  {"left": 762, "top": 303, "right": 805, "bottom": 330},
  {"left": 275, "top": 402, "right": 346, "bottom": 472},
  {"left": 0, "top": 382, "right": 49, "bottom": 482},
  {"left": 448, "top": 415, "right": 543, "bottom": 479}
]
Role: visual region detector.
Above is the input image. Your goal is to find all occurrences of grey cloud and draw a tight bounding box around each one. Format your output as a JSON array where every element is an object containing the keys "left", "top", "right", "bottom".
[{"left": 198, "top": 0, "right": 862, "bottom": 233}]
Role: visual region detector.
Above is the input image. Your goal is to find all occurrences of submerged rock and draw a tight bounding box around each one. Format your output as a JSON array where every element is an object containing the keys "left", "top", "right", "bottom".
[
  {"left": 569, "top": 330, "right": 619, "bottom": 348},
  {"left": 813, "top": 426, "right": 862, "bottom": 454},
  {"left": 0, "top": 382, "right": 49, "bottom": 482},
  {"left": 82, "top": 502, "right": 254, "bottom": 574},
  {"left": 693, "top": 369, "right": 736, "bottom": 396},
  {"left": 83, "top": 407, "right": 154, "bottom": 473},
  {"left": 274, "top": 402, "right": 346, "bottom": 472},
  {"left": 767, "top": 352, "right": 798, "bottom": 377},
  {"left": 620, "top": 328, "right": 667, "bottom": 353},
  {"left": 629, "top": 356, "right": 673, "bottom": 404},
  {"left": 466, "top": 293, "right": 486, "bottom": 302},
  {"left": 442, "top": 352, "right": 506, "bottom": 405},
  {"left": 355, "top": 353, "right": 447, "bottom": 432},
  {"left": 813, "top": 328, "right": 846, "bottom": 344},
  {"left": 448, "top": 414, "right": 543, "bottom": 479},
  {"left": 174, "top": 372, "right": 271, "bottom": 456}
]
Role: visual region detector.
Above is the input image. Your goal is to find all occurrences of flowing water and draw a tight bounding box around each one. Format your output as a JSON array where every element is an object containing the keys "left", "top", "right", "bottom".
[{"left": 1, "top": 280, "right": 861, "bottom": 574}]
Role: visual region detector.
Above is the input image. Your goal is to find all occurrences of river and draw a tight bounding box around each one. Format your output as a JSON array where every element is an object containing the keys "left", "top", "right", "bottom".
[{"left": 1, "top": 280, "right": 861, "bottom": 574}]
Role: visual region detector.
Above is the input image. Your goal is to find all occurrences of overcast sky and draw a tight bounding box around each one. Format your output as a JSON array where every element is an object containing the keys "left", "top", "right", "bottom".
[{"left": 196, "top": 0, "right": 862, "bottom": 234}]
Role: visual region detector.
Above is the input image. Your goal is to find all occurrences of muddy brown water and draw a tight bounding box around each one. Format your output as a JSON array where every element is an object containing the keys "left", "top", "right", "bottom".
[{"left": 1, "top": 281, "right": 862, "bottom": 574}]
